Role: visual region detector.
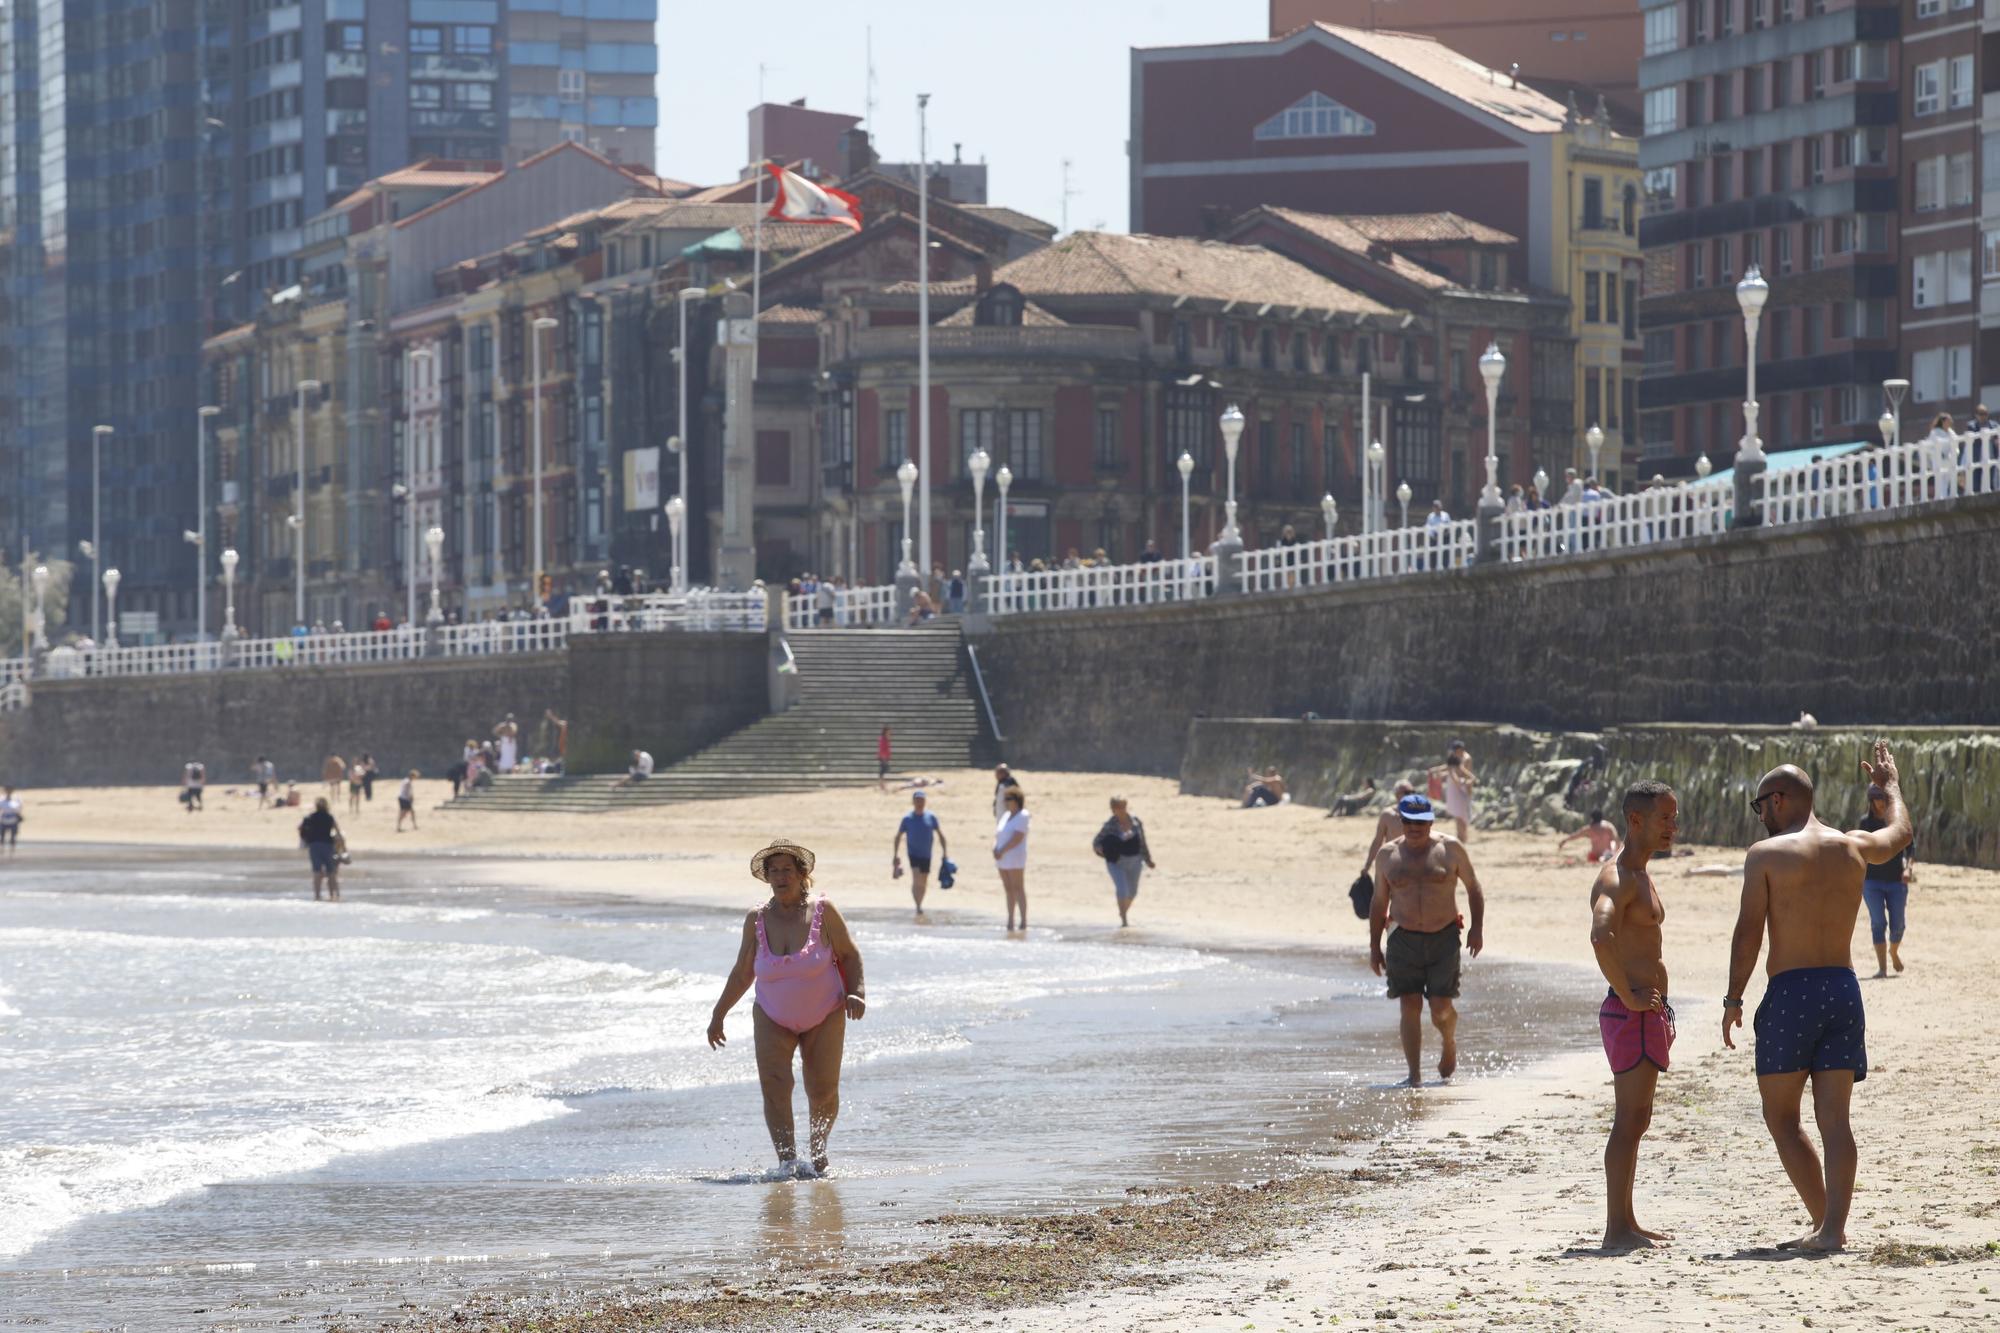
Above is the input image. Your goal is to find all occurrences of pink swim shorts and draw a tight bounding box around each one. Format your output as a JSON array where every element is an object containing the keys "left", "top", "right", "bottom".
[{"left": 1599, "top": 989, "right": 1674, "bottom": 1073}]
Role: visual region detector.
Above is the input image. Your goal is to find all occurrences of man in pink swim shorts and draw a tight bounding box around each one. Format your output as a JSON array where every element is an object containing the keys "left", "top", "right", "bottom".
[{"left": 1588, "top": 779, "right": 1679, "bottom": 1251}]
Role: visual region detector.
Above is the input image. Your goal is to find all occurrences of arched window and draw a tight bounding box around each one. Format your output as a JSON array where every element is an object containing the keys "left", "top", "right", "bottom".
[
  {"left": 1223, "top": 325, "right": 1241, "bottom": 368},
  {"left": 975, "top": 283, "right": 1023, "bottom": 326}
]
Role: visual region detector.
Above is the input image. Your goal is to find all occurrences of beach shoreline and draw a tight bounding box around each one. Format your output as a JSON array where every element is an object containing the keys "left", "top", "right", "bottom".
[{"left": 10, "top": 770, "right": 2000, "bottom": 1329}]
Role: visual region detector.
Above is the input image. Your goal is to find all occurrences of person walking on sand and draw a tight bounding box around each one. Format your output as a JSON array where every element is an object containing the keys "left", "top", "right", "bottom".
[
  {"left": 1094, "top": 795, "right": 1156, "bottom": 927},
  {"left": 1368, "top": 793, "right": 1485, "bottom": 1087},
  {"left": 994, "top": 787, "right": 1031, "bottom": 931},
  {"left": 251, "top": 757, "right": 275, "bottom": 808},
  {"left": 877, "top": 725, "right": 892, "bottom": 791},
  {"left": 1722, "top": 743, "right": 1911, "bottom": 1253},
  {"left": 992, "top": 763, "right": 1021, "bottom": 819},
  {"left": 182, "top": 759, "right": 205, "bottom": 812},
  {"left": 1858, "top": 784, "right": 1914, "bottom": 978},
  {"left": 299, "top": 797, "right": 344, "bottom": 902},
  {"left": 396, "top": 770, "right": 419, "bottom": 832},
  {"left": 0, "top": 786, "right": 22, "bottom": 853},
  {"left": 359, "top": 753, "right": 377, "bottom": 804},
  {"left": 706, "top": 839, "right": 866, "bottom": 1177},
  {"left": 1560, "top": 809, "right": 1623, "bottom": 864},
  {"left": 1590, "top": 780, "right": 1680, "bottom": 1251},
  {"left": 494, "top": 713, "right": 519, "bottom": 773},
  {"left": 891, "top": 790, "right": 947, "bottom": 919},
  {"left": 322, "top": 753, "right": 346, "bottom": 804}
]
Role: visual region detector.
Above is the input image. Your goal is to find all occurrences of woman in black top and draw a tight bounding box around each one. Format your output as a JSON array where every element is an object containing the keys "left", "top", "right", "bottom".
[
  {"left": 1858, "top": 785, "right": 1914, "bottom": 977},
  {"left": 299, "top": 798, "right": 343, "bottom": 903},
  {"left": 1093, "top": 795, "right": 1157, "bottom": 927}
]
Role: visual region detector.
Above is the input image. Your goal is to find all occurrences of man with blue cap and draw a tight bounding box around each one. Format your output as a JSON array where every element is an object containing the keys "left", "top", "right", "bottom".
[
  {"left": 1367, "top": 792, "right": 1486, "bottom": 1087},
  {"left": 891, "top": 790, "right": 948, "bottom": 920}
]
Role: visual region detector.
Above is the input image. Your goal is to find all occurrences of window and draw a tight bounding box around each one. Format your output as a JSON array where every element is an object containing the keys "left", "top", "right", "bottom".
[
  {"left": 1686, "top": 323, "right": 1705, "bottom": 370},
  {"left": 1771, "top": 59, "right": 1789, "bottom": 108},
  {"left": 330, "top": 22, "right": 364, "bottom": 50},
  {"left": 1585, "top": 271, "right": 1601, "bottom": 322},
  {"left": 1713, "top": 72, "right": 1733, "bottom": 120},
  {"left": 1917, "top": 0, "right": 1944, "bottom": 14},
  {"left": 1772, "top": 309, "right": 1791, "bottom": 359},
  {"left": 1949, "top": 248, "right": 1974, "bottom": 303},
  {"left": 1809, "top": 394, "right": 1825, "bottom": 440},
  {"left": 1715, "top": 236, "right": 1733, "bottom": 282},
  {"left": 1173, "top": 320, "right": 1191, "bottom": 364},
  {"left": 1743, "top": 147, "right": 1764, "bottom": 196},
  {"left": 1583, "top": 176, "right": 1605, "bottom": 229},
  {"left": 1807, "top": 50, "right": 1824, "bottom": 100},
  {"left": 1688, "top": 243, "right": 1706, "bottom": 289},
  {"left": 1252, "top": 91, "right": 1377, "bottom": 140},
  {"left": 1355, "top": 335, "right": 1372, "bottom": 374},
  {"left": 1914, "top": 252, "right": 1944, "bottom": 308},
  {"left": 885, "top": 408, "right": 906, "bottom": 466},
  {"left": 1913, "top": 347, "right": 1944, "bottom": 402},
  {"left": 1807, "top": 136, "right": 1824, "bottom": 184},
  {"left": 450, "top": 24, "right": 493, "bottom": 53},
  {"left": 449, "top": 82, "right": 492, "bottom": 109},
  {"left": 1094, "top": 407, "right": 1120, "bottom": 471},
  {"left": 1584, "top": 372, "right": 1601, "bottom": 431},
  {"left": 1947, "top": 345, "right": 1971, "bottom": 400},
  {"left": 558, "top": 68, "right": 584, "bottom": 103},
  {"left": 1914, "top": 61, "right": 1943, "bottom": 116},
  {"left": 1950, "top": 55, "right": 1974, "bottom": 109},
  {"left": 1644, "top": 166, "right": 1678, "bottom": 215},
  {"left": 1644, "top": 5, "right": 1678, "bottom": 54},
  {"left": 1834, "top": 218, "right": 1853, "bottom": 254},
  {"left": 1257, "top": 420, "right": 1277, "bottom": 493},
  {"left": 1259, "top": 328, "right": 1276, "bottom": 371},
  {"left": 958, "top": 408, "right": 994, "bottom": 470},
  {"left": 1223, "top": 325, "right": 1241, "bottom": 368},
  {"left": 1775, "top": 225, "right": 1793, "bottom": 274},
  {"left": 1290, "top": 422, "right": 1308, "bottom": 492},
  {"left": 410, "top": 82, "right": 443, "bottom": 108},
  {"left": 1006, "top": 410, "right": 1045, "bottom": 480},
  {"left": 1771, "top": 141, "right": 1790, "bottom": 190},
  {"left": 1291, "top": 332, "right": 1307, "bottom": 372},
  {"left": 1644, "top": 87, "right": 1678, "bottom": 135},
  {"left": 1807, "top": 223, "right": 1825, "bottom": 271},
  {"left": 410, "top": 25, "right": 442, "bottom": 52},
  {"left": 1165, "top": 389, "right": 1214, "bottom": 468},
  {"left": 1983, "top": 228, "right": 2000, "bottom": 281},
  {"left": 1852, "top": 127, "right": 1886, "bottom": 167},
  {"left": 1623, "top": 279, "right": 1638, "bottom": 340},
  {"left": 1949, "top": 151, "right": 1974, "bottom": 207},
  {"left": 1605, "top": 273, "right": 1619, "bottom": 326}
]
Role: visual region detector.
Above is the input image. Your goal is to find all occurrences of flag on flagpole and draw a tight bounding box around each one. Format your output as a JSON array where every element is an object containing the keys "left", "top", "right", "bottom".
[{"left": 765, "top": 163, "right": 863, "bottom": 232}]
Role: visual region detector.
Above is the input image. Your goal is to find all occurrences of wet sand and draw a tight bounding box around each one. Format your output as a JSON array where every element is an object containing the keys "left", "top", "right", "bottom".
[{"left": 14, "top": 769, "right": 2000, "bottom": 1329}]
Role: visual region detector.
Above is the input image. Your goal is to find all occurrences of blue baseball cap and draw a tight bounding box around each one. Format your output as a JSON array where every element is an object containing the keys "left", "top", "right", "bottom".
[{"left": 1397, "top": 794, "right": 1436, "bottom": 823}]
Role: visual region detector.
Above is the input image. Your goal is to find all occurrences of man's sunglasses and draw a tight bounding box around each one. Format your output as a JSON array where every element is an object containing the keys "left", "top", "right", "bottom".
[{"left": 1749, "top": 792, "right": 1779, "bottom": 815}]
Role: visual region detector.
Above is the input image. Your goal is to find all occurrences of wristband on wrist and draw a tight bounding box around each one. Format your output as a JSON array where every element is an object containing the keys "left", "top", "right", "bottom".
[{"left": 1722, "top": 997, "right": 1744, "bottom": 1008}]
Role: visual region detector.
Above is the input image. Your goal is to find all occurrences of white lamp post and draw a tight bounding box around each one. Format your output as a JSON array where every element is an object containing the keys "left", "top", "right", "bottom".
[
  {"left": 664, "top": 494, "right": 685, "bottom": 594},
  {"left": 405, "top": 346, "right": 433, "bottom": 626},
  {"left": 896, "top": 459, "right": 919, "bottom": 574},
  {"left": 530, "top": 315, "right": 558, "bottom": 609},
  {"left": 1882, "top": 378, "right": 1908, "bottom": 452},
  {"left": 1533, "top": 466, "right": 1550, "bottom": 498},
  {"left": 424, "top": 524, "right": 445, "bottom": 625},
  {"left": 995, "top": 464, "right": 1012, "bottom": 578},
  {"left": 30, "top": 564, "right": 48, "bottom": 651},
  {"left": 675, "top": 286, "right": 702, "bottom": 591},
  {"left": 1396, "top": 480, "right": 1413, "bottom": 528},
  {"left": 1321, "top": 493, "right": 1337, "bottom": 539},
  {"left": 220, "top": 547, "right": 239, "bottom": 640},
  {"left": 1586, "top": 423, "right": 1604, "bottom": 480},
  {"left": 1878, "top": 411, "right": 1896, "bottom": 451},
  {"left": 90, "top": 424, "right": 110, "bottom": 641},
  {"left": 1176, "top": 451, "right": 1194, "bottom": 559},
  {"left": 916, "top": 92, "right": 934, "bottom": 582},
  {"left": 1476, "top": 341, "right": 1506, "bottom": 562},
  {"left": 102, "top": 568, "right": 121, "bottom": 649},
  {"left": 195, "top": 406, "right": 219, "bottom": 639},
  {"left": 1218, "top": 404, "right": 1245, "bottom": 543},
  {"left": 1734, "top": 265, "right": 1769, "bottom": 526},
  {"left": 1694, "top": 453, "right": 1713, "bottom": 479},
  {"left": 967, "top": 446, "right": 991, "bottom": 575},
  {"left": 294, "top": 378, "right": 320, "bottom": 625},
  {"left": 1366, "top": 439, "right": 1386, "bottom": 532}
]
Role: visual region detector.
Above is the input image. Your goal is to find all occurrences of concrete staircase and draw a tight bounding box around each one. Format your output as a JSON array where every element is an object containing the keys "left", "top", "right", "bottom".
[{"left": 444, "top": 626, "right": 984, "bottom": 812}]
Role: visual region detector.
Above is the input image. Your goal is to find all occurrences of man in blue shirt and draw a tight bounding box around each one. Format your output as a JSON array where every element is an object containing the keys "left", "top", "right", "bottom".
[{"left": 892, "top": 791, "right": 948, "bottom": 919}]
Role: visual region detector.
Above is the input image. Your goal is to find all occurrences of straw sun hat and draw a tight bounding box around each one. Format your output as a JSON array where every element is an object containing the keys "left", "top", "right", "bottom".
[{"left": 750, "top": 838, "right": 817, "bottom": 882}]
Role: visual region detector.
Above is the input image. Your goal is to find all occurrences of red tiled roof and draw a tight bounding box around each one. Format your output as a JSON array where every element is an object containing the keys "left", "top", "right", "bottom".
[
  {"left": 975, "top": 231, "right": 1391, "bottom": 316},
  {"left": 757, "top": 303, "right": 823, "bottom": 325},
  {"left": 1308, "top": 23, "right": 1568, "bottom": 135},
  {"left": 961, "top": 204, "right": 1058, "bottom": 239},
  {"left": 1336, "top": 212, "right": 1518, "bottom": 246}
]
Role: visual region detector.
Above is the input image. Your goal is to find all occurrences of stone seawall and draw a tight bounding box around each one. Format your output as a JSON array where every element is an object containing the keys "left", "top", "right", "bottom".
[
  {"left": 1182, "top": 719, "right": 2000, "bottom": 868},
  {"left": 564, "top": 633, "right": 768, "bottom": 776},
  {"left": 973, "top": 495, "right": 2000, "bottom": 778}
]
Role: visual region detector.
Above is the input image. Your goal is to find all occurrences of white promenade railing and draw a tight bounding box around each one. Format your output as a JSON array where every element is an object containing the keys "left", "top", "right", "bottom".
[
  {"left": 784, "top": 583, "right": 901, "bottom": 630},
  {"left": 988, "top": 555, "right": 1216, "bottom": 614},
  {"left": 0, "top": 656, "right": 30, "bottom": 685},
  {"left": 1240, "top": 519, "right": 1475, "bottom": 593},
  {"left": 1499, "top": 485, "right": 1729, "bottom": 561},
  {"left": 1760, "top": 433, "right": 2000, "bottom": 525}
]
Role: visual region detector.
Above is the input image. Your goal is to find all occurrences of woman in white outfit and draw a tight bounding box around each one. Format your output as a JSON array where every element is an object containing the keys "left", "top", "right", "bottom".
[
  {"left": 1926, "top": 413, "right": 1961, "bottom": 500},
  {"left": 993, "top": 787, "right": 1031, "bottom": 932}
]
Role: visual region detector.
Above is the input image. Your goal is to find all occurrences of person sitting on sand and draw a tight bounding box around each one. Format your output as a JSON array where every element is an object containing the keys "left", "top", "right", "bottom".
[
  {"left": 706, "top": 839, "right": 866, "bottom": 1178},
  {"left": 1560, "top": 810, "right": 1623, "bottom": 864},
  {"left": 1589, "top": 780, "right": 1679, "bottom": 1251},
  {"left": 1326, "top": 778, "right": 1378, "bottom": 818},
  {"left": 1368, "top": 794, "right": 1485, "bottom": 1088},
  {"left": 1721, "top": 743, "right": 1911, "bottom": 1253},
  {"left": 1240, "top": 768, "right": 1286, "bottom": 808}
]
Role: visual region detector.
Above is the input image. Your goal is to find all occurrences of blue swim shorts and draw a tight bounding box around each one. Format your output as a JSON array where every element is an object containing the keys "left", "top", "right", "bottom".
[{"left": 1753, "top": 966, "right": 1867, "bottom": 1083}]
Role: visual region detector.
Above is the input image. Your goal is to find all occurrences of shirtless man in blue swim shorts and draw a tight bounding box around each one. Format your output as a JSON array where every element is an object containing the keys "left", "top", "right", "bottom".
[{"left": 1722, "top": 741, "right": 1911, "bottom": 1252}]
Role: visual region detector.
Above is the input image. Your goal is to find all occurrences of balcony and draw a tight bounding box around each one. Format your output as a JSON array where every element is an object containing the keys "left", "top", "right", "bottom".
[
  {"left": 410, "top": 109, "right": 500, "bottom": 133},
  {"left": 847, "top": 325, "right": 1142, "bottom": 363},
  {"left": 411, "top": 54, "right": 501, "bottom": 80}
]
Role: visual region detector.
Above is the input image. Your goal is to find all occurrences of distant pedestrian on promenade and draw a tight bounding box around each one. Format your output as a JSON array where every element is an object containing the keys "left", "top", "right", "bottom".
[
  {"left": 877, "top": 725, "right": 892, "bottom": 791},
  {"left": 299, "top": 797, "right": 343, "bottom": 902},
  {"left": 706, "top": 839, "right": 867, "bottom": 1177},
  {"left": 891, "top": 790, "right": 947, "bottom": 918},
  {"left": 946, "top": 570, "right": 966, "bottom": 615},
  {"left": 1560, "top": 810, "right": 1622, "bottom": 864},
  {"left": 322, "top": 754, "right": 346, "bottom": 804},
  {"left": 1926, "top": 413, "right": 1960, "bottom": 500},
  {"left": 993, "top": 763, "right": 1021, "bottom": 819},
  {"left": 397, "top": 770, "right": 419, "bottom": 832},
  {"left": 0, "top": 786, "right": 22, "bottom": 853},
  {"left": 994, "top": 787, "right": 1031, "bottom": 931},
  {"left": 1722, "top": 743, "right": 1910, "bottom": 1252},
  {"left": 1858, "top": 783, "right": 1915, "bottom": 978},
  {"left": 494, "top": 713, "right": 519, "bottom": 773},
  {"left": 1590, "top": 779, "right": 1679, "bottom": 1251},
  {"left": 814, "top": 578, "right": 836, "bottom": 626},
  {"left": 1094, "top": 795, "right": 1156, "bottom": 927},
  {"left": 1369, "top": 793, "right": 1486, "bottom": 1087},
  {"left": 181, "top": 759, "right": 205, "bottom": 812}
]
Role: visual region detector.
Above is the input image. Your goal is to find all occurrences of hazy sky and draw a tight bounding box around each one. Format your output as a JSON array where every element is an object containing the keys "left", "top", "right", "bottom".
[{"left": 655, "top": 0, "right": 1264, "bottom": 234}]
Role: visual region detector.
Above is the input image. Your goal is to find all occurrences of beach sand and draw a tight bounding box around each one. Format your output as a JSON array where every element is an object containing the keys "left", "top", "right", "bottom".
[{"left": 15, "top": 769, "right": 2000, "bottom": 1330}]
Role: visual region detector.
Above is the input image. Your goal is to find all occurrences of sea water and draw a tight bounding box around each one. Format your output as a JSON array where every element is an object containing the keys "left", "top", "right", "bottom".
[{"left": 0, "top": 847, "right": 1588, "bottom": 1330}]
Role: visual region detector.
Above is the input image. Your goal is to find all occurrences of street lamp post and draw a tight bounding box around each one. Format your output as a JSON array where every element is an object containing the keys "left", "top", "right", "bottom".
[
  {"left": 220, "top": 548, "right": 239, "bottom": 642},
  {"left": 1176, "top": 451, "right": 1194, "bottom": 560},
  {"left": 675, "top": 287, "right": 702, "bottom": 592},
  {"left": 967, "top": 446, "right": 990, "bottom": 612},
  {"left": 405, "top": 347, "right": 433, "bottom": 627},
  {"left": 1396, "top": 480, "right": 1413, "bottom": 529},
  {"left": 1213, "top": 405, "right": 1246, "bottom": 597},
  {"left": 294, "top": 378, "right": 321, "bottom": 625},
  {"left": 1585, "top": 422, "right": 1604, "bottom": 481},
  {"left": 1366, "top": 440, "right": 1385, "bottom": 534},
  {"left": 90, "top": 424, "right": 111, "bottom": 641},
  {"left": 894, "top": 459, "right": 920, "bottom": 614},
  {"left": 1476, "top": 341, "right": 1506, "bottom": 563},
  {"left": 995, "top": 464, "right": 1012, "bottom": 606},
  {"left": 195, "top": 406, "right": 219, "bottom": 640},
  {"left": 30, "top": 564, "right": 48, "bottom": 652},
  {"left": 1321, "top": 493, "right": 1337, "bottom": 540},
  {"left": 424, "top": 525, "right": 445, "bottom": 627},
  {"left": 530, "top": 315, "right": 558, "bottom": 609},
  {"left": 102, "top": 569, "right": 121, "bottom": 649},
  {"left": 664, "top": 495, "right": 685, "bottom": 595},
  {"left": 1734, "top": 265, "right": 1769, "bottom": 526}
]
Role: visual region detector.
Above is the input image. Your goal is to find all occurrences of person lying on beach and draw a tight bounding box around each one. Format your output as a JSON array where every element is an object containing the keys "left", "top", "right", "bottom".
[
  {"left": 1722, "top": 743, "right": 1911, "bottom": 1253},
  {"left": 1559, "top": 810, "right": 1622, "bottom": 864},
  {"left": 1589, "top": 780, "right": 1678, "bottom": 1251},
  {"left": 1240, "top": 768, "right": 1286, "bottom": 808},
  {"left": 707, "top": 839, "right": 867, "bottom": 1178},
  {"left": 1369, "top": 793, "right": 1484, "bottom": 1088},
  {"left": 1325, "top": 778, "right": 1378, "bottom": 818}
]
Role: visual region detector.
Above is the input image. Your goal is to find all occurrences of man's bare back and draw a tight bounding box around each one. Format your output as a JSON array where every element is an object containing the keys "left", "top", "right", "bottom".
[{"left": 1746, "top": 825, "right": 1867, "bottom": 976}]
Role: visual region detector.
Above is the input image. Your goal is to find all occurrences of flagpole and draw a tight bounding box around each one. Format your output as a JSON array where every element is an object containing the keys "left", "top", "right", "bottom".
[
  {"left": 752, "top": 159, "right": 764, "bottom": 377},
  {"left": 916, "top": 93, "right": 931, "bottom": 584}
]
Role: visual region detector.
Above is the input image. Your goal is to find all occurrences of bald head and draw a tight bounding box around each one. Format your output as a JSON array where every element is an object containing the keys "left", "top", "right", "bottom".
[{"left": 1757, "top": 765, "right": 1815, "bottom": 808}]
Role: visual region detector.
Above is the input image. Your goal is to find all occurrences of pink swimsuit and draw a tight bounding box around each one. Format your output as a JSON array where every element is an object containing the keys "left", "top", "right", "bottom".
[{"left": 754, "top": 900, "right": 847, "bottom": 1034}]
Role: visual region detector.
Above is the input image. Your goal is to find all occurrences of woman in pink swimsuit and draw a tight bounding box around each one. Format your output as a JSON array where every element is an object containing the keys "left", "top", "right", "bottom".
[{"left": 707, "top": 838, "right": 867, "bottom": 1177}]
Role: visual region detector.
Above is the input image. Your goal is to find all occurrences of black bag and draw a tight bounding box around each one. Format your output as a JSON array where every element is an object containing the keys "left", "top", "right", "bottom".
[{"left": 1348, "top": 872, "right": 1374, "bottom": 920}]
